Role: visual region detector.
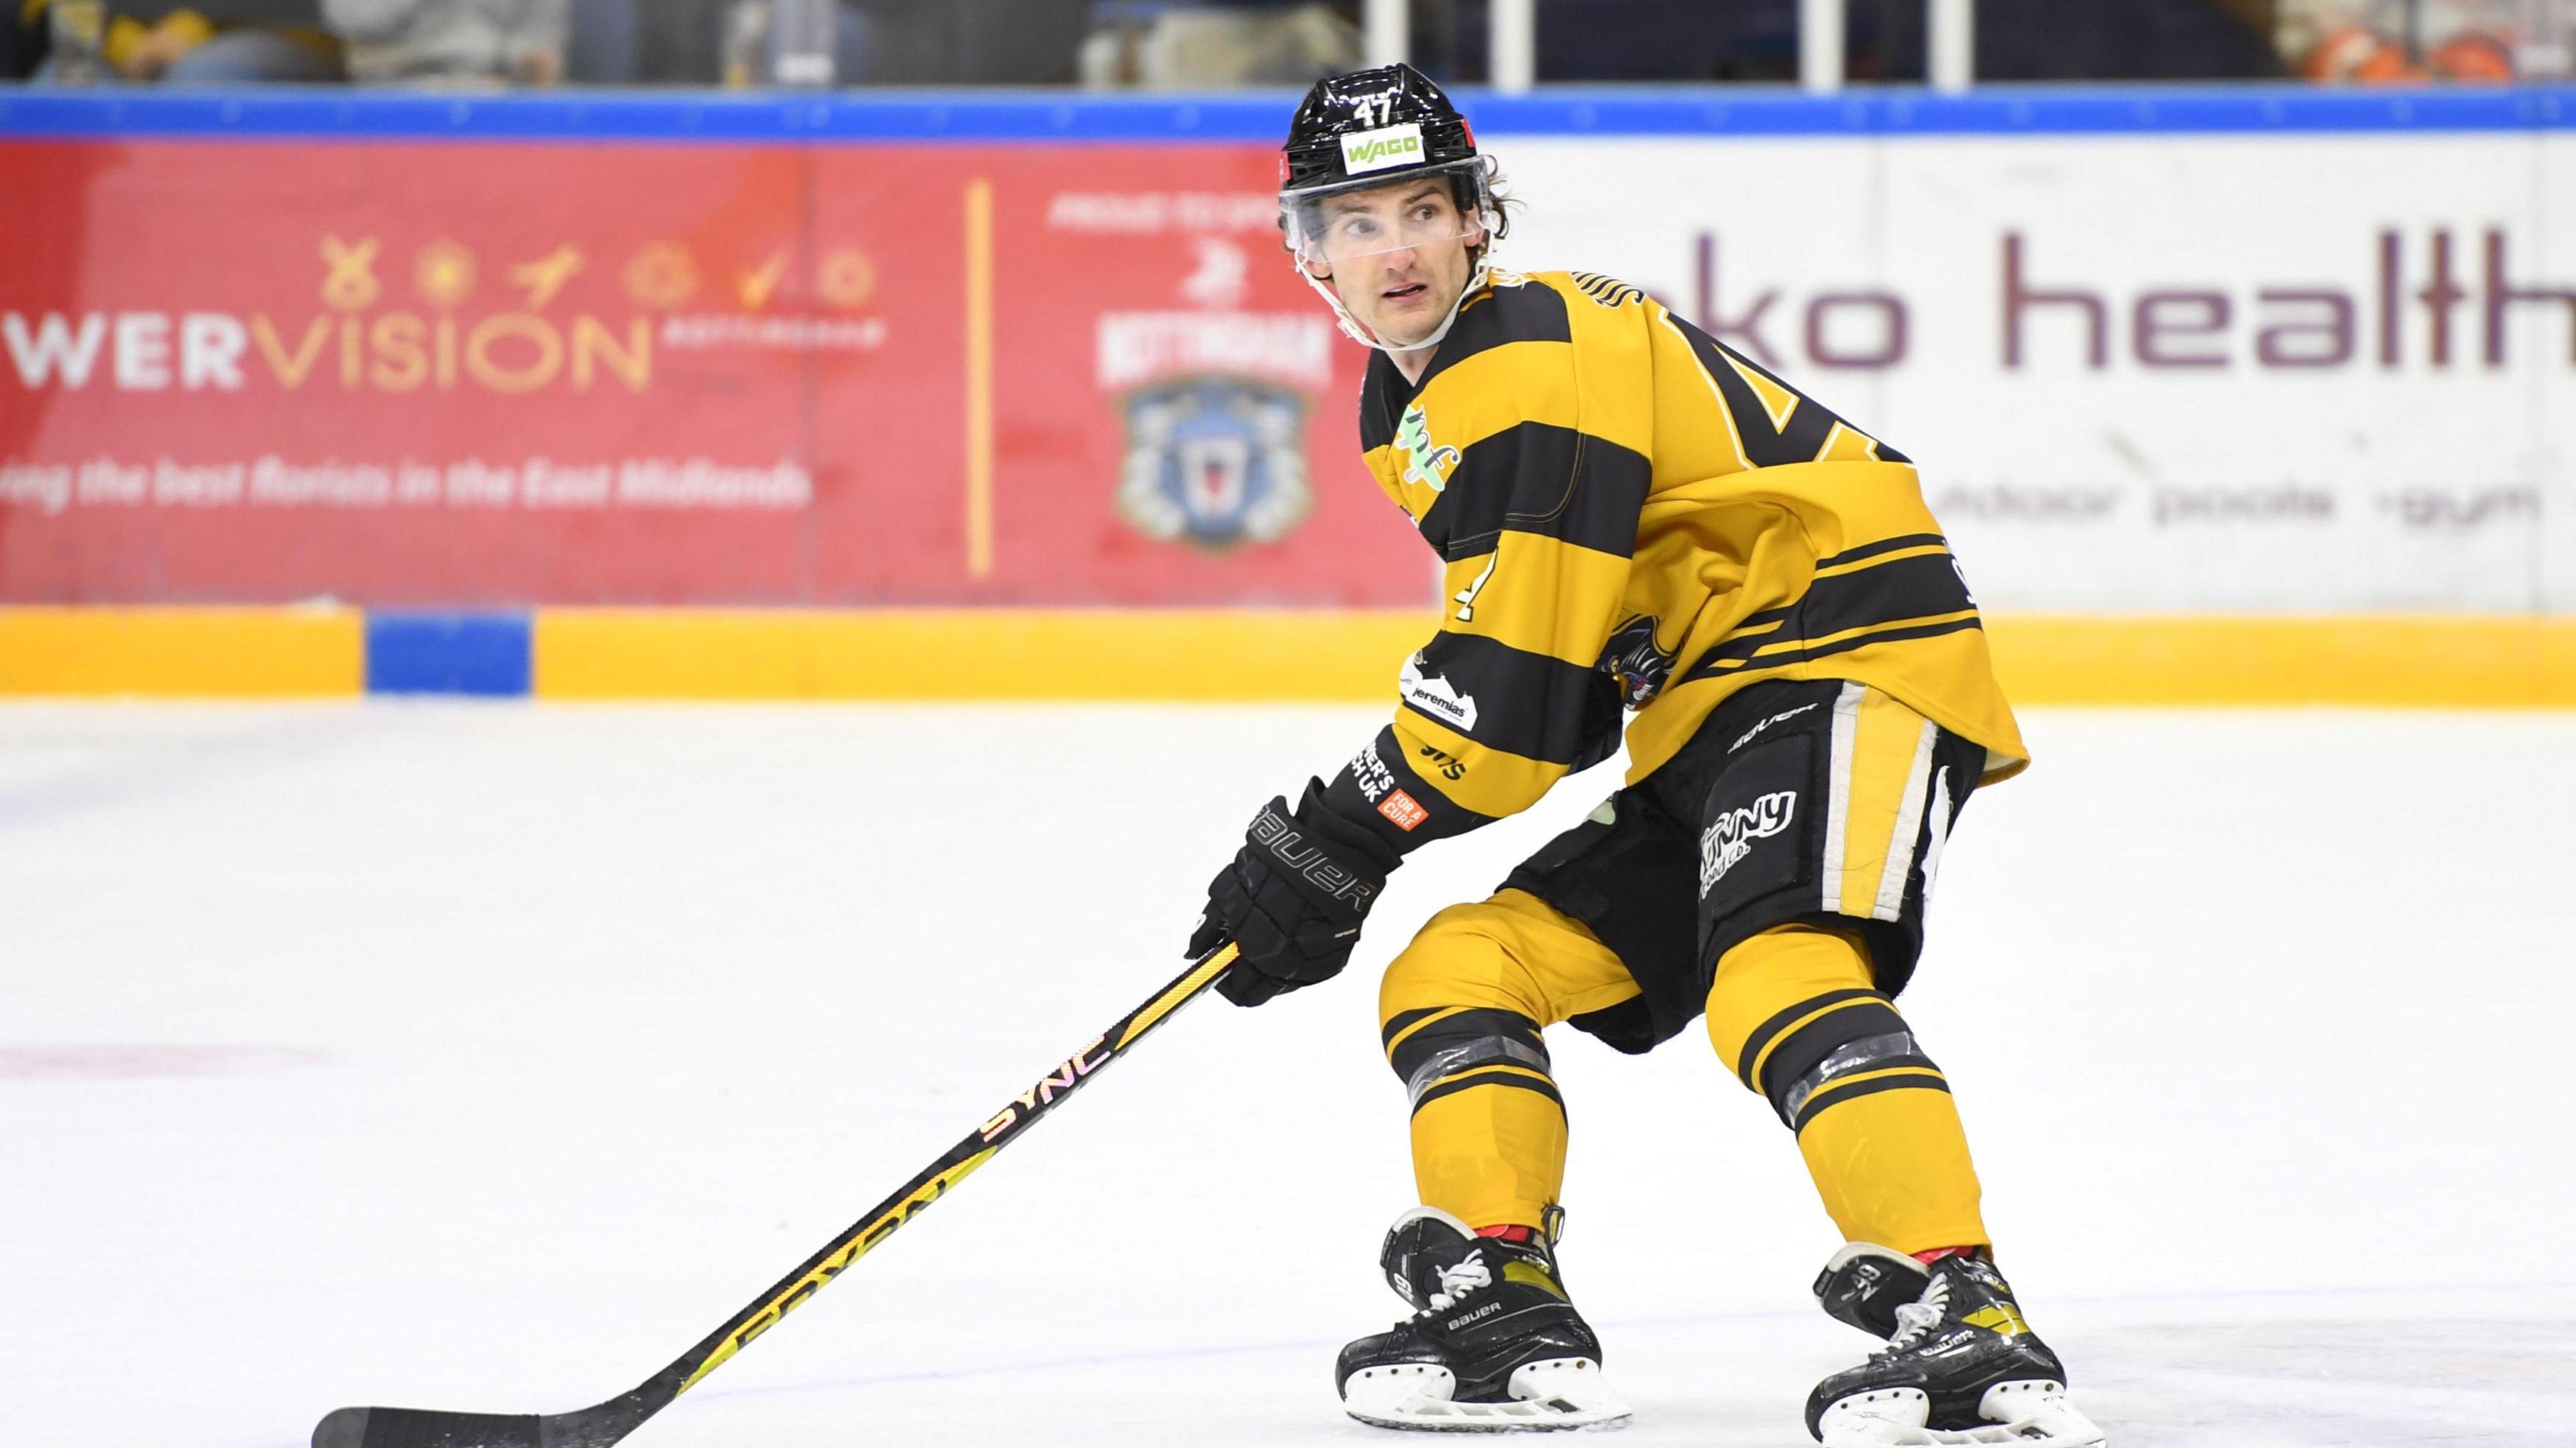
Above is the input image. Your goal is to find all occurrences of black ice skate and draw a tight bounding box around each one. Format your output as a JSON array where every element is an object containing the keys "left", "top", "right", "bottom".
[
  {"left": 1336, "top": 1207, "right": 1629, "bottom": 1431},
  {"left": 1805, "top": 1249, "right": 2104, "bottom": 1447}
]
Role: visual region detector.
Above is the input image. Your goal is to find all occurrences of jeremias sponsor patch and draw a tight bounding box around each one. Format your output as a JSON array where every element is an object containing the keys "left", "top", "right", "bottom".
[
  {"left": 1377, "top": 789, "right": 1429, "bottom": 832},
  {"left": 1339, "top": 123, "right": 1426, "bottom": 175},
  {"left": 1399, "top": 652, "right": 1479, "bottom": 730},
  {"left": 1699, "top": 791, "right": 1797, "bottom": 895}
]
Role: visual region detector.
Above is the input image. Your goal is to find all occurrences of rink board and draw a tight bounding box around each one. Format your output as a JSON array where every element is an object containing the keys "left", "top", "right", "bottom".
[
  {"left": 4, "top": 606, "right": 2573, "bottom": 706},
  {"left": 3, "top": 87, "right": 2573, "bottom": 701}
]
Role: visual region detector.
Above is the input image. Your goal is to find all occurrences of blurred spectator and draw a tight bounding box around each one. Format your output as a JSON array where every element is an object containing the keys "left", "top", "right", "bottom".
[
  {"left": 715, "top": 0, "right": 871, "bottom": 85},
  {"left": 2281, "top": 0, "right": 2569, "bottom": 79},
  {"left": 1079, "top": 1, "right": 1360, "bottom": 87},
  {"left": 323, "top": 0, "right": 565, "bottom": 81},
  {"left": 11, "top": 0, "right": 343, "bottom": 80}
]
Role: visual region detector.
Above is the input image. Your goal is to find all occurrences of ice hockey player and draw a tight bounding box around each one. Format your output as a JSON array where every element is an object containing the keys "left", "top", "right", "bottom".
[{"left": 1185, "top": 64, "right": 2106, "bottom": 1447}]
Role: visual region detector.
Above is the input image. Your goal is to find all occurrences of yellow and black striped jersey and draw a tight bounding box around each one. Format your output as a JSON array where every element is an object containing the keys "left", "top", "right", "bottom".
[{"left": 1317, "top": 267, "right": 2027, "bottom": 854}]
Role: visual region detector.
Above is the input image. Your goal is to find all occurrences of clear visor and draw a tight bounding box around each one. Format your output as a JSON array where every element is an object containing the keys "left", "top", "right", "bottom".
[{"left": 1281, "top": 160, "right": 1491, "bottom": 268}]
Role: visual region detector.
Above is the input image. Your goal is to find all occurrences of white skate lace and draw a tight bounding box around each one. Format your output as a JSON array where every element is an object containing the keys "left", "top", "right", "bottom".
[
  {"left": 1881, "top": 1273, "right": 1950, "bottom": 1352},
  {"left": 1421, "top": 1253, "right": 1493, "bottom": 1313}
]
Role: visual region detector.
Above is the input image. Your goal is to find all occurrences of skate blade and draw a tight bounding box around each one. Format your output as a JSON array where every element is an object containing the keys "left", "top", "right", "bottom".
[
  {"left": 1819, "top": 1382, "right": 2104, "bottom": 1448},
  {"left": 1344, "top": 1358, "right": 1631, "bottom": 1433}
]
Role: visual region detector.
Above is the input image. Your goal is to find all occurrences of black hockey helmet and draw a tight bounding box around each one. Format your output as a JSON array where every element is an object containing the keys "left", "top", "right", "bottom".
[
  {"left": 1280, "top": 63, "right": 1479, "bottom": 195},
  {"left": 1278, "top": 65, "right": 1501, "bottom": 268},
  {"left": 1278, "top": 64, "right": 1505, "bottom": 351}
]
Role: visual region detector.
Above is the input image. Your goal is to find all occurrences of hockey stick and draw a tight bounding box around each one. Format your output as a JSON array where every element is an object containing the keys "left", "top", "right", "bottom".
[{"left": 313, "top": 941, "right": 1242, "bottom": 1448}]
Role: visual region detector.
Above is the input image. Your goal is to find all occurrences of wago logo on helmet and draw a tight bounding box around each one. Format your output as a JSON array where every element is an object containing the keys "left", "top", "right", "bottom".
[{"left": 1340, "top": 123, "right": 1426, "bottom": 175}]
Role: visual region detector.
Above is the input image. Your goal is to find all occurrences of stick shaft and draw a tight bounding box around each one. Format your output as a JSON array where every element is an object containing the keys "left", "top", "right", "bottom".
[
  {"left": 651, "top": 944, "right": 1241, "bottom": 1400},
  {"left": 319, "top": 944, "right": 1243, "bottom": 1448}
]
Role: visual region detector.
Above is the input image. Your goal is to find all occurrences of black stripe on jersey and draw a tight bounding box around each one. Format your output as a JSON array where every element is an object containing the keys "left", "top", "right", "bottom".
[
  {"left": 1790, "top": 1071, "right": 1951, "bottom": 1133},
  {"left": 1753, "top": 1001, "right": 1912, "bottom": 1115},
  {"left": 1816, "top": 534, "right": 1948, "bottom": 570},
  {"left": 1360, "top": 282, "right": 1574, "bottom": 449},
  {"left": 1734, "top": 988, "right": 1886, "bottom": 1089},
  {"left": 1570, "top": 272, "right": 1645, "bottom": 308},
  {"left": 1413, "top": 1065, "right": 1566, "bottom": 1116},
  {"left": 1320, "top": 724, "right": 1499, "bottom": 857},
  {"left": 1386, "top": 1007, "right": 1551, "bottom": 1085},
  {"left": 1686, "top": 614, "right": 1986, "bottom": 684},
  {"left": 1409, "top": 632, "right": 1619, "bottom": 767},
  {"left": 1418, "top": 423, "right": 1650, "bottom": 562},
  {"left": 1695, "top": 552, "right": 1978, "bottom": 669}
]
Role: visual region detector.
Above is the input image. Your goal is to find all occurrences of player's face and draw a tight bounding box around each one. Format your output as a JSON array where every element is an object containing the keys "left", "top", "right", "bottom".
[{"left": 1308, "top": 180, "right": 1481, "bottom": 349}]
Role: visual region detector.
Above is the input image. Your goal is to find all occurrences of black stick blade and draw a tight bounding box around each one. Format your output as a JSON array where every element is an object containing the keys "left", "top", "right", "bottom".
[{"left": 313, "top": 1408, "right": 545, "bottom": 1448}]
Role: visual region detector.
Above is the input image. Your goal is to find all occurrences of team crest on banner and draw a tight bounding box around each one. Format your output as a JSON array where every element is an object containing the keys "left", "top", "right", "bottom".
[{"left": 1114, "top": 377, "right": 1313, "bottom": 549}]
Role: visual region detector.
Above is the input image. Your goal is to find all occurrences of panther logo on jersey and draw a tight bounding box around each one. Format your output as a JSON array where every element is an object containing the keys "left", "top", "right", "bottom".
[
  {"left": 1116, "top": 377, "right": 1313, "bottom": 549},
  {"left": 1397, "top": 402, "right": 1460, "bottom": 494},
  {"left": 1597, "top": 614, "right": 1674, "bottom": 708}
]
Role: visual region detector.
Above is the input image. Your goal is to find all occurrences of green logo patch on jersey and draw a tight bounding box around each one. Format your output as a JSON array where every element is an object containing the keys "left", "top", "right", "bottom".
[{"left": 1397, "top": 402, "right": 1461, "bottom": 494}]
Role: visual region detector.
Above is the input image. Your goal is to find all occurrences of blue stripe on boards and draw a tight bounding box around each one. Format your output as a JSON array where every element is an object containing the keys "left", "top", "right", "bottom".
[
  {"left": 0, "top": 85, "right": 2568, "bottom": 144},
  {"left": 364, "top": 613, "right": 533, "bottom": 698}
]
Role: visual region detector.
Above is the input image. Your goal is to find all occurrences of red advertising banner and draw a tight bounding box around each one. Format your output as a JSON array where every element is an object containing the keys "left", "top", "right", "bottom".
[{"left": 0, "top": 139, "right": 1430, "bottom": 608}]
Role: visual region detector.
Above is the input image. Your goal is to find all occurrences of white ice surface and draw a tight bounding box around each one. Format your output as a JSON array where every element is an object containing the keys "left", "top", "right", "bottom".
[{"left": 3, "top": 702, "right": 2573, "bottom": 1448}]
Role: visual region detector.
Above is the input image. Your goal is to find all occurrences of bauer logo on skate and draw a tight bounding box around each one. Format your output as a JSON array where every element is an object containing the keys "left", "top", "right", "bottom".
[{"left": 1700, "top": 791, "right": 1797, "bottom": 895}]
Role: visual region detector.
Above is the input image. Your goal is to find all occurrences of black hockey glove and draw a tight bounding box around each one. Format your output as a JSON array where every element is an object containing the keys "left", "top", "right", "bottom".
[{"left": 1189, "top": 781, "right": 1402, "bottom": 1007}]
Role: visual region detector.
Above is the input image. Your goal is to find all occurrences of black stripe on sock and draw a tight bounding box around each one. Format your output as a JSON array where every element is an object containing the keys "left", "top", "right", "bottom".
[
  {"left": 1387, "top": 1007, "right": 1550, "bottom": 1087},
  {"left": 1790, "top": 1070, "right": 1951, "bottom": 1133},
  {"left": 1756, "top": 1003, "right": 1912, "bottom": 1117},
  {"left": 1733, "top": 988, "right": 1884, "bottom": 1090},
  {"left": 1381, "top": 1007, "right": 1446, "bottom": 1052},
  {"left": 1412, "top": 1065, "right": 1567, "bottom": 1115}
]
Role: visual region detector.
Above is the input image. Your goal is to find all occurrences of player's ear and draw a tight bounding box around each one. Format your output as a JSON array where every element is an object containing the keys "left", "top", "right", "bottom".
[{"left": 1303, "top": 258, "right": 1334, "bottom": 280}]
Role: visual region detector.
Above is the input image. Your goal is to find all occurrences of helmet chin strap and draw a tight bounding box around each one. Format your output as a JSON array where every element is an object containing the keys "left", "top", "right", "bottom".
[{"left": 1299, "top": 242, "right": 1494, "bottom": 357}]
